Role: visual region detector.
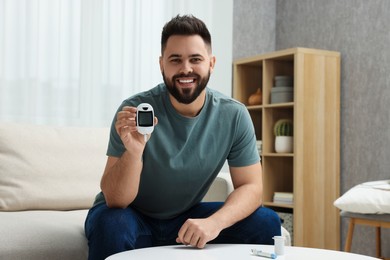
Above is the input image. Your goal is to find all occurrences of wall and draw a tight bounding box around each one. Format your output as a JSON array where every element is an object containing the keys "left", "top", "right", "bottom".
[
  {"left": 233, "top": 0, "right": 390, "bottom": 257},
  {"left": 233, "top": 0, "right": 276, "bottom": 59}
]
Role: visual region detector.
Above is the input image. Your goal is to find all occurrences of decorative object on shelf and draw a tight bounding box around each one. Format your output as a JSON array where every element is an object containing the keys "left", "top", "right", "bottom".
[
  {"left": 275, "top": 75, "right": 293, "bottom": 87},
  {"left": 248, "top": 88, "right": 262, "bottom": 105},
  {"left": 273, "top": 192, "right": 294, "bottom": 204},
  {"left": 271, "top": 75, "right": 293, "bottom": 104},
  {"left": 274, "top": 119, "right": 293, "bottom": 153}
]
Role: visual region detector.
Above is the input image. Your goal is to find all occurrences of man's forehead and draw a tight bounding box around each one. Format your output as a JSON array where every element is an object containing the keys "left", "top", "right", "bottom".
[{"left": 163, "top": 35, "right": 210, "bottom": 55}]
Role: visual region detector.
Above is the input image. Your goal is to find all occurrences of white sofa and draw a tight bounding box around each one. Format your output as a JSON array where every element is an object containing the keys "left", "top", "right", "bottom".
[{"left": 0, "top": 122, "right": 289, "bottom": 260}]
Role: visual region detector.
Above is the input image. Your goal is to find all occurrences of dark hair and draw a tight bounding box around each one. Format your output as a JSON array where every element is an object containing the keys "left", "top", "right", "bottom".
[{"left": 161, "top": 14, "right": 212, "bottom": 54}]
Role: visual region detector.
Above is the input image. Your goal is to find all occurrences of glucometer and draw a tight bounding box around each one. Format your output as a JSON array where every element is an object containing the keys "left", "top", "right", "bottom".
[{"left": 136, "top": 103, "right": 155, "bottom": 142}]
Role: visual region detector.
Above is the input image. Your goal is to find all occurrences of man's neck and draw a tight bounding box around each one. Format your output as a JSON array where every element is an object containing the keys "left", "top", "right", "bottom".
[{"left": 169, "top": 90, "right": 206, "bottom": 118}]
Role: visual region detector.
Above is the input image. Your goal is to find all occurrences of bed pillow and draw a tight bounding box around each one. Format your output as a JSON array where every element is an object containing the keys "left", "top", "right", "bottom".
[{"left": 333, "top": 180, "right": 390, "bottom": 214}]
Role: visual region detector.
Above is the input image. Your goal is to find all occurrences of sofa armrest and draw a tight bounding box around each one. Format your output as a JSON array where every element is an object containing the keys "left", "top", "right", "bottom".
[{"left": 202, "top": 172, "right": 233, "bottom": 202}]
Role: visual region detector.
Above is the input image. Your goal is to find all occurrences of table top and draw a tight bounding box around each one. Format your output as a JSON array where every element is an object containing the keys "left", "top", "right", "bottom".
[{"left": 106, "top": 244, "right": 380, "bottom": 260}]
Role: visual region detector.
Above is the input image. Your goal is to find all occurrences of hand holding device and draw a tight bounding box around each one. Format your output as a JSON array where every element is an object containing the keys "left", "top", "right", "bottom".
[{"left": 136, "top": 103, "right": 155, "bottom": 142}]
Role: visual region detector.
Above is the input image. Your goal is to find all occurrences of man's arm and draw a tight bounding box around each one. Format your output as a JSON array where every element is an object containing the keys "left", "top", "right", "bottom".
[
  {"left": 100, "top": 106, "right": 157, "bottom": 208},
  {"left": 100, "top": 153, "right": 143, "bottom": 208},
  {"left": 176, "top": 162, "right": 263, "bottom": 248}
]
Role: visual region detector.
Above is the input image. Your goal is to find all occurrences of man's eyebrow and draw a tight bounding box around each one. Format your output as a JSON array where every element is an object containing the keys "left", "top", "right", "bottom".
[
  {"left": 189, "top": 54, "right": 204, "bottom": 58},
  {"left": 168, "top": 54, "right": 182, "bottom": 59},
  {"left": 167, "top": 54, "right": 204, "bottom": 59}
]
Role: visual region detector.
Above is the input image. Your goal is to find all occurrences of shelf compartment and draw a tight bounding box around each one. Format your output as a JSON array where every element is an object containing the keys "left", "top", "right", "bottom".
[
  {"left": 263, "top": 106, "right": 294, "bottom": 154},
  {"left": 248, "top": 109, "right": 262, "bottom": 141},
  {"left": 262, "top": 156, "right": 293, "bottom": 205},
  {"left": 263, "top": 57, "right": 294, "bottom": 106},
  {"left": 233, "top": 62, "right": 263, "bottom": 105}
]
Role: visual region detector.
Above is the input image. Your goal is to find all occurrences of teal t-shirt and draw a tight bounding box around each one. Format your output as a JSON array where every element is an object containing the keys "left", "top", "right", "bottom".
[{"left": 94, "top": 83, "right": 259, "bottom": 219}]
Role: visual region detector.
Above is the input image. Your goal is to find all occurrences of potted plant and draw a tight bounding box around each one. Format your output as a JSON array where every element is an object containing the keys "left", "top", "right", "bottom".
[{"left": 274, "top": 119, "right": 293, "bottom": 153}]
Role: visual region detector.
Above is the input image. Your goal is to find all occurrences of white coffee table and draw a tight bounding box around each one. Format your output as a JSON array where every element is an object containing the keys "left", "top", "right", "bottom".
[{"left": 106, "top": 244, "right": 380, "bottom": 260}]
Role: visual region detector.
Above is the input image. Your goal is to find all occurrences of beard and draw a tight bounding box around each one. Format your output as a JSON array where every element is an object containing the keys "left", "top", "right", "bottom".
[{"left": 162, "top": 71, "right": 211, "bottom": 104}]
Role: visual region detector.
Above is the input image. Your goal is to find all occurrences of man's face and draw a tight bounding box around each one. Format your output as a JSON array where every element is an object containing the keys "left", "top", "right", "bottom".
[{"left": 159, "top": 35, "right": 215, "bottom": 104}]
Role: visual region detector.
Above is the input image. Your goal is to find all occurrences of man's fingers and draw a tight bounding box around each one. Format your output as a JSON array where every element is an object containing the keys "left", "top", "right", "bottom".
[
  {"left": 182, "top": 230, "right": 194, "bottom": 246},
  {"left": 122, "top": 106, "right": 136, "bottom": 112},
  {"left": 190, "top": 234, "right": 201, "bottom": 248},
  {"left": 176, "top": 220, "right": 209, "bottom": 249},
  {"left": 115, "top": 106, "right": 138, "bottom": 136},
  {"left": 117, "top": 111, "right": 135, "bottom": 121},
  {"left": 197, "top": 237, "right": 207, "bottom": 249},
  {"left": 177, "top": 222, "right": 188, "bottom": 244}
]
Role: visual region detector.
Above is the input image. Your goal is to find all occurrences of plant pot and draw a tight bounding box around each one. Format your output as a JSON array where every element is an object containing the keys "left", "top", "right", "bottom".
[{"left": 275, "top": 136, "right": 293, "bottom": 153}]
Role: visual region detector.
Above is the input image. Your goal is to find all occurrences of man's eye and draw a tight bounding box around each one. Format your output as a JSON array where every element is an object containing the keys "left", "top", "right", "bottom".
[
  {"left": 170, "top": 59, "right": 181, "bottom": 63},
  {"left": 191, "top": 58, "right": 202, "bottom": 63}
]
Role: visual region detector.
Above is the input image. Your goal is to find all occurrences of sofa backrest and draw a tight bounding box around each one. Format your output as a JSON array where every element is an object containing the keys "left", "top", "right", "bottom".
[{"left": 0, "top": 123, "right": 109, "bottom": 211}]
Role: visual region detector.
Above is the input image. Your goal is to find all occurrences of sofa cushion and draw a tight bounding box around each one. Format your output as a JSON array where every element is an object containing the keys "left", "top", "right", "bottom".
[
  {"left": 0, "top": 210, "right": 88, "bottom": 260},
  {"left": 0, "top": 123, "right": 109, "bottom": 211}
]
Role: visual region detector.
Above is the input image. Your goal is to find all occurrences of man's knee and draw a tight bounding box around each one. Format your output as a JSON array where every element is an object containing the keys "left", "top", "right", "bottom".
[
  {"left": 247, "top": 207, "right": 281, "bottom": 244},
  {"left": 85, "top": 204, "right": 141, "bottom": 259},
  {"left": 254, "top": 207, "right": 281, "bottom": 229},
  {"left": 88, "top": 205, "right": 136, "bottom": 236}
]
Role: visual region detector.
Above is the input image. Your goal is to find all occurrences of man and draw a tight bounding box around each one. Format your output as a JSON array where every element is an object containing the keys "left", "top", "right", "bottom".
[{"left": 85, "top": 14, "right": 281, "bottom": 260}]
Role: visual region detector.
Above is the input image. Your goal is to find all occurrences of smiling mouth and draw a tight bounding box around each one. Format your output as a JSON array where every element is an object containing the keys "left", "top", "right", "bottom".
[
  {"left": 176, "top": 78, "right": 196, "bottom": 86},
  {"left": 178, "top": 79, "right": 194, "bottom": 83}
]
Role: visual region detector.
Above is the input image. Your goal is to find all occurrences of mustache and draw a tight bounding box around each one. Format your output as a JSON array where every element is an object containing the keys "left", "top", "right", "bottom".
[{"left": 172, "top": 73, "right": 200, "bottom": 81}]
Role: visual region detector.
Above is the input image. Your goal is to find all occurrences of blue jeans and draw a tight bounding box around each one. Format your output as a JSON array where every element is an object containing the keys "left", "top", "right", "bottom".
[{"left": 84, "top": 202, "right": 281, "bottom": 260}]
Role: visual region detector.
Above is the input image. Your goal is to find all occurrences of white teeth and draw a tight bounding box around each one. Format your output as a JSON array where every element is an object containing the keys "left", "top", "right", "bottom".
[{"left": 179, "top": 79, "right": 193, "bottom": 83}]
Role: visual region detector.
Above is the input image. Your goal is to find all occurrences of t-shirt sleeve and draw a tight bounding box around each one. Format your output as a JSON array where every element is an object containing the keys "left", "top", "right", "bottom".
[
  {"left": 227, "top": 106, "right": 260, "bottom": 167},
  {"left": 106, "top": 105, "right": 126, "bottom": 158}
]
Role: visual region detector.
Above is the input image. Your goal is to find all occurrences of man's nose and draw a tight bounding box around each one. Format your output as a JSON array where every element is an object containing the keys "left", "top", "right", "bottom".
[{"left": 179, "top": 61, "right": 193, "bottom": 75}]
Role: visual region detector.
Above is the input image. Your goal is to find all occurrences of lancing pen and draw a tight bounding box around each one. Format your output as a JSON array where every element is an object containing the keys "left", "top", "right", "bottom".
[{"left": 251, "top": 249, "right": 277, "bottom": 259}]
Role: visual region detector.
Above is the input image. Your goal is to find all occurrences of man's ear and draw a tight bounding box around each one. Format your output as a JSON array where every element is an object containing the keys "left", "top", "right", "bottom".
[
  {"left": 209, "top": 56, "right": 216, "bottom": 73},
  {"left": 159, "top": 56, "right": 163, "bottom": 72}
]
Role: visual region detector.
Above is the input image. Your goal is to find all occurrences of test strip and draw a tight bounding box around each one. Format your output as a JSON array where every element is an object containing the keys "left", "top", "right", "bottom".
[{"left": 251, "top": 249, "right": 277, "bottom": 259}]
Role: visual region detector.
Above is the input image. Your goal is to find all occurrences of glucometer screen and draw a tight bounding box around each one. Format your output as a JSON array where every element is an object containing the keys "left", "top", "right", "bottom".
[{"left": 138, "top": 111, "right": 153, "bottom": 126}]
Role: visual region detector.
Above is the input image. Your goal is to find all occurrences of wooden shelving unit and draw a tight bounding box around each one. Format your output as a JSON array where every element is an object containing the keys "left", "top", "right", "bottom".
[{"left": 233, "top": 47, "right": 340, "bottom": 250}]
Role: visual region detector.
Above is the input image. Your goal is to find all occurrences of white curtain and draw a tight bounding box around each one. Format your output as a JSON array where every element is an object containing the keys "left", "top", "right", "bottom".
[{"left": 0, "top": 0, "right": 232, "bottom": 126}]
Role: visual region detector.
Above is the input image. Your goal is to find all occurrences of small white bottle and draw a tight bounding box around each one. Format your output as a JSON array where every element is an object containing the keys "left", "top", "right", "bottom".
[{"left": 273, "top": 236, "right": 285, "bottom": 255}]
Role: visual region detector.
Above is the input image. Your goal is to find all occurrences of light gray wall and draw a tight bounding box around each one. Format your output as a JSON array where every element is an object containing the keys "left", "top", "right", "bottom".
[
  {"left": 233, "top": 0, "right": 390, "bottom": 257},
  {"left": 233, "top": 0, "right": 276, "bottom": 59}
]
